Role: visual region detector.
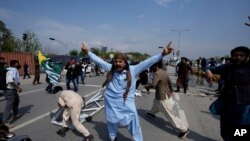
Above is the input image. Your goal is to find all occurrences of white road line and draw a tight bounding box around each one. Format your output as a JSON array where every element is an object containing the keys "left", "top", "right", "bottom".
[
  {"left": 8, "top": 86, "right": 152, "bottom": 132},
  {"left": 57, "top": 82, "right": 102, "bottom": 88},
  {"left": 10, "top": 111, "right": 50, "bottom": 132},
  {"left": 0, "top": 88, "right": 45, "bottom": 101},
  {"left": 0, "top": 84, "right": 102, "bottom": 101},
  {"left": 9, "top": 86, "right": 102, "bottom": 132}
]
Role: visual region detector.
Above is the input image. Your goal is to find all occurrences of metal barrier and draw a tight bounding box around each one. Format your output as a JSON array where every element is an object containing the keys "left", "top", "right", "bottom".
[{"left": 50, "top": 88, "right": 104, "bottom": 128}]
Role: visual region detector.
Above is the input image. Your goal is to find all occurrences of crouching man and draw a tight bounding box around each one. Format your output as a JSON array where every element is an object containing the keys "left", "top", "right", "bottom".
[{"left": 52, "top": 86, "right": 94, "bottom": 141}]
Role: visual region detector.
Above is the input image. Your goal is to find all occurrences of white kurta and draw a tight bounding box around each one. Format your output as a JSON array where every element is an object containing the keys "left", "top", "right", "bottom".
[{"left": 88, "top": 51, "right": 163, "bottom": 141}]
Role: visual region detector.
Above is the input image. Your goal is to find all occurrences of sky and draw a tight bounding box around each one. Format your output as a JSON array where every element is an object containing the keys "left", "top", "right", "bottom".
[{"left": 0, "top": 0, "right": 249, "bottom": 60}]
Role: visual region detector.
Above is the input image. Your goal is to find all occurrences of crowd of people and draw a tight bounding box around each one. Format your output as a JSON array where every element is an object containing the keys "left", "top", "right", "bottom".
[{"left": 0, "top": 42, "right": 249, "bottom": 141}]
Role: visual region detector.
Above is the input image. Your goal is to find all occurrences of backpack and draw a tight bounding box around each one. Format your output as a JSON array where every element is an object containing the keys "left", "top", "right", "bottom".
[{"left": 0, "top": 69, "right": 8, "bottom": 90}]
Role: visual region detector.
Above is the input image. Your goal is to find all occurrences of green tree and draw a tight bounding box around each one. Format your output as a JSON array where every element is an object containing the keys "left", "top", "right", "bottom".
[
  {"left": 78, "top": 50, "right": 84, "bottom": 56},
  {"left": 0, "top": 21, "right": 41, "bottom": 54},
  {"left": 0, "top": 20, "right": 18, "bottom": 51},
  {"left": 69, "top": 49, "right": 78, "bottom": 56},
  {"left": 126, "top": 52, "right": 150, "bottom": 61},
  {"left": 91, "top": 48, "right": 100, "bottom": 56},
  {"left": 17, "top": 30, "right": 41, "bottom": 54},
  {"left": 46, "top": 53, "right": 56, "bottom": 58},
  {"left": 100, "top": 51, "right": 110, "bottom": 59}
]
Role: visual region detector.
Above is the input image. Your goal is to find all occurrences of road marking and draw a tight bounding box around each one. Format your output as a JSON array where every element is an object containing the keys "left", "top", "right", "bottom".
[
  {"left": 0, "top": 88, "right": 45, "bottom": 100},
  {"left": 0, "top": 84, "right": 102, "bottom": 101},
  {"left": 57, "top": 82, "right": 102, "bottom": 88},
  {"left": 10, "top": 111, "right": 51, "bottom": 132},
  {"left": 9, "top": 85, "right": 102, "bottom": 132}
]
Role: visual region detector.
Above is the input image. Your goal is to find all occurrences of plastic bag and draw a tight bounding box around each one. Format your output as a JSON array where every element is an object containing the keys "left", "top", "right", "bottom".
[
  {"left": 172, "top": 92, "right": 180, "bottom": 102},
  {"left": 167, "top": 97, "right": 189, "bottom": 129},
  {"left": 209, "top": 98, "right": 222, "bottom": 115}
]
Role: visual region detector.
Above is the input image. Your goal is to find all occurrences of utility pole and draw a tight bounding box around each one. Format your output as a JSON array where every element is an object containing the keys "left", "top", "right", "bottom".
[
  {"left": 49, "top": 38, "right": 68, "bottom": 55},
  {"left": 171, "top": 29, "right": 189, "bottom": 60}
]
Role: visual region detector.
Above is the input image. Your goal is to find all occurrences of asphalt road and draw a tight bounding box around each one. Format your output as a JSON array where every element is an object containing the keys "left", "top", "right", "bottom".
[{"left": 0, "top": 66, "right": 223, "bottom": 141}]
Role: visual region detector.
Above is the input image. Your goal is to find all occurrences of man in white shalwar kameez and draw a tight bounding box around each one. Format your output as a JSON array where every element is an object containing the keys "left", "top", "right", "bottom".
[{"left": 81, "top": 42, "right": 173, "bottom": 141}]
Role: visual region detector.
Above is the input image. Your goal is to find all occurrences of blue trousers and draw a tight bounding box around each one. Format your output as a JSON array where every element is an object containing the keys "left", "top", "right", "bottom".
[{"left": 66, "top": 77, "right": 78, "bottom": 92}]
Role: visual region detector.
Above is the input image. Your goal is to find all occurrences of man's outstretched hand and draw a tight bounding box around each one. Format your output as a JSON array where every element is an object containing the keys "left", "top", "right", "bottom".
[
  {"left": 81, "top": 42, "right": 89, "bottom": 54},
  {"left": 162, "top": 41, "right": 174, "bottom": 56},
  {"left": 82, "top": 41, "right": 173, "bottom": 56}
]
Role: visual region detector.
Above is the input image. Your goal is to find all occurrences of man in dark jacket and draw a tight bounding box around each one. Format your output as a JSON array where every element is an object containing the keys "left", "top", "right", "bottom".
[
  {"left": 206, "top": 46, "right": 250, "bottom": 141},
  {"left": 175, "top": 57, "right": 192, "bottom": 94},
  {"left": 33, "top": 59, "right": 41, "bottom": 85},
  {"left": 65, "top": 58, "right": 79, "bottom": 92},
  {"left": 0, "top": 57, "right": 7, "bottom": 71},
  {"left": 23, "top": 62, "right": 31, "bottom": 79}
]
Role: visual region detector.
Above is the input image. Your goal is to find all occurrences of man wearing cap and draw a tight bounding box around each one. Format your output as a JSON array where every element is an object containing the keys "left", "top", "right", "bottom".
[{"left": 206, "top": 46, "right": 250, "bottom": 140}]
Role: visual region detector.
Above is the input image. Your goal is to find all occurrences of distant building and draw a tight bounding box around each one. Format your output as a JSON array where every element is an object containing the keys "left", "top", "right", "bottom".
[{"left": 101, "top": 47, "right": 108, "bottom": 52}]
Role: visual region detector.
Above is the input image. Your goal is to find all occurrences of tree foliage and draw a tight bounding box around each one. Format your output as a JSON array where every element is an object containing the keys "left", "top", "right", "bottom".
[
  {"left": 69, "top": 49, "right": 78, "bottom": 56},
  {"left": 126, "top": 52, "right": 150, "bottom": 61},
  {"left": 46, "top": 53, "right": 56, "bottom": 58},
  {"left": 91, "top": 48, "right": 100, "bottom": 56},
  {"left": 16, "top": 30, "right": 41, "bottom": 54},
  {"left": 0, "top": 20, "right": 41, "bottom": 54},
  {"left": 88, "top": 47, "right": 150, "bottom": 61},
  {"left": 0, "top": 20, "right": 18, "bottom": 51}
]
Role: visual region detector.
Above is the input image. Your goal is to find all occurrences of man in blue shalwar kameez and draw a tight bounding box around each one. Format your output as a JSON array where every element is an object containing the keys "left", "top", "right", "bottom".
[{"left": 81, "top": 42, "right": 173, "bottom": 141}]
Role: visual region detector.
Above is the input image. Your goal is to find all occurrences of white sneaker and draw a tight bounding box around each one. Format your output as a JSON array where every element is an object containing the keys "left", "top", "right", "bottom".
[{"left": 135, "top": 89, "right": 142, "bottom": 96}]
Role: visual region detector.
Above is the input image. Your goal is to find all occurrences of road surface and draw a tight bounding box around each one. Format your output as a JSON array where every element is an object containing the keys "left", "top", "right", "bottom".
[{"left": 0, "top": 66, "right": 222, "bottom": 141}]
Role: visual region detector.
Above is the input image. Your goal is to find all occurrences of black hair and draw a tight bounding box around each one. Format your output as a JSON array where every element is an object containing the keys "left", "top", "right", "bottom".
[
  {"left": 155, "top": 60, "right": 163, "bottom": 68},
  {"left": 10, "top": 60, "right": 19, "bottom": 67},
  {"left": 231, "top": 46, "right": 249, "bottom": 56},
  {"left": 102, "top": 53, "right": 131, "bottom": 100},
  {"left": 52, "top": 86, "right": 63, "bottom": 94},
  {"left": 151, "top": 60, "right": 163, "bottom": 72}
]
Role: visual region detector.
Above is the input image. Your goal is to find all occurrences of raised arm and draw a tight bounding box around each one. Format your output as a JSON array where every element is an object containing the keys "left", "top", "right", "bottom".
[
  {"left": 132, "top": 41, "right": 173, "bottom": 75},
  {"left": 205, "top": 64, "right": 227, "bottom": 84},
  {"left": 81, "top": 42, "right": 111, "bottom": 71}
]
